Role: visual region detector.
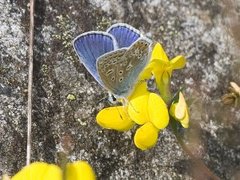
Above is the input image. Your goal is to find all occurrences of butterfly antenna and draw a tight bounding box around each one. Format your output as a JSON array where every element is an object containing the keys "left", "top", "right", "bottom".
[{"left": 97, "top": 95, "right": 108, "bottom": 104}]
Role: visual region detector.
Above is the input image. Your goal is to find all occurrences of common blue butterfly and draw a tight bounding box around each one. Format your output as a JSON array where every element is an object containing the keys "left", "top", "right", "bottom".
[{"left": 73, "top": 23, "right": 152, "bottom": 98}]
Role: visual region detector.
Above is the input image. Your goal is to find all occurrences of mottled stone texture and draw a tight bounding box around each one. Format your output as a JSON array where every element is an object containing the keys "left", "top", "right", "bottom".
[{"left": 0, "top": 0, "right": 240, "bottom": 179}]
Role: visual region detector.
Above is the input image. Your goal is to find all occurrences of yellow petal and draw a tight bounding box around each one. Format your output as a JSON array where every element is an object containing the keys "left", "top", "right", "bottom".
[
  {"left": 151, "top": 43, "right": 169, "bottom": 63},
  {"left": 179, "top": 108, "right": 189, "bottom": 128},
  {"left": 153, "top": 71, "right": 171, "bottom": 103},
  {"left": 96, "top": 106, "right": 134, "bottom": 131},
  {"left": 175, "top": 92, "right": 186, "bottom": 119},
  {"left": 128, "top": 81, "right": 149, "bottom": 100},
  {"left": 66, "top": 161, "right": 96, "bottom": 180},
  {"left": 170, "top": 55, "right": 186, "bottom": 69},
  {"left": 138, "top": 66, "right": 153, "bottom": 80},
  {"left": 149, "top": 59, "right": 168, "bottom": 71},
  {"left": 169, "top": 92, "right": 190, "bottom": 128},
  {"left": 11, "top": 162, "right": 62, "bottom": 180},
  {"left": 128, "top": 94, "right": 150, "bottom": 125},
  {"left": 169, "top": 103, "right": 177, "bottom": 118},
  {"left": 148, "top": 93, "right": 169, "bottom": 129},
  {"left": 162, "top": 71, "right": 170, "bottom": 85},
  {"left": 134, "top": 122, "right": 159, "bottom": 150}
]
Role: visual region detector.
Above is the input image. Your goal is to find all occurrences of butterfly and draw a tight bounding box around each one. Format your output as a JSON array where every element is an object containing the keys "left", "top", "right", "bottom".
[{"left": 73, "top": 23, "right": 152, "bottom": 99}]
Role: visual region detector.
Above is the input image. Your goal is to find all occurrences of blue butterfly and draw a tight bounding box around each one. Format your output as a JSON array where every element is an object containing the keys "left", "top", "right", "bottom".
[{"left": 73, "top": 23, "right": 152, "bottom": 98}]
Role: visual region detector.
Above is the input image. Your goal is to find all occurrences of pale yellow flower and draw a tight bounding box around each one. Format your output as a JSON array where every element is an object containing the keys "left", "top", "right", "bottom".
[{"left": 170, "top": 92, "right": 189, "bottom": 128}]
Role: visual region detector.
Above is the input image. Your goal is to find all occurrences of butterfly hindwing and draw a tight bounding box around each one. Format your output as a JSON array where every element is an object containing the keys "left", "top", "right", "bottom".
[
  {"left": 116, "top": 38, "right": 152, "bottom": 96},
  {"left": 97, "top": 48, "right": 127, "bottom": 93},
  {"left": 107, "top": 23, "right": 141, "bottom": 48},
  {"left": 73, "top": 32, "right": 117, "bottom": 86},
  {"left": 97, "top": 38, "right": 152, "bottom": 97}
]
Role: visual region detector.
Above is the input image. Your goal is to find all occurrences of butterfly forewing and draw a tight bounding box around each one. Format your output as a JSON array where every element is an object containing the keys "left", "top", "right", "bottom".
[
  {"left": 73, "top": 32, "right": 117, "bottom": 86},
  {"left": 107, "top": 23, "right": 141, "bottom": 48}
]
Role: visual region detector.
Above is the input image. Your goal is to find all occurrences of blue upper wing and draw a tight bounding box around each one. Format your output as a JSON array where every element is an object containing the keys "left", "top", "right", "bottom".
[
  {"left": 73, "top": 31, "right": 117, "bottom": 86},
  {"left": 107, "top": 23, "right": 141, "bottom": 48}
]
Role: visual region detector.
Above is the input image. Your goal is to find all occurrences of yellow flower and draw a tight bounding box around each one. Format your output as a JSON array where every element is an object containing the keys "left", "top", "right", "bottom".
[
  {"left": 140, "top": 43, "right": 186, "bottom": 102},
  {"left": 96, "top": 80, "right": 169, "bottom": 150},
  {"left": 11, "top": 161, "right": 96, "bottom": 180},
  {"left": 170, "top": 92, "right": 189, "bottom": 128},
  {"left": 147, "top": 43, "right": 186, "bottom": 81},
  {"left": 128, "top": 88, "right": 169, "bottom": 129}
]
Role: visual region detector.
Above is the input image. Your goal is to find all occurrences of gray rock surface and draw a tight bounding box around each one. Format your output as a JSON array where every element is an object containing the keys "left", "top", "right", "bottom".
[{"left": 0, "top": 0, "right": 240, "bottom": 179}]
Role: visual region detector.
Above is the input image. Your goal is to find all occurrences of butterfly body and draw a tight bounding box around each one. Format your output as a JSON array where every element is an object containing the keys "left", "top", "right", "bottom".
[{"left": 73, "top": 23, "right": 152, "bottom": 98}]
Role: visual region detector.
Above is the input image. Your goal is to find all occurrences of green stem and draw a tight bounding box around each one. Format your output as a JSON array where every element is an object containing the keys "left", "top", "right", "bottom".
[
  {"left": 57, "top": 152, "right": 68, "bottom": 180},
  {"left": 158, "top": 78, "right": 171, "bottom": 104}
]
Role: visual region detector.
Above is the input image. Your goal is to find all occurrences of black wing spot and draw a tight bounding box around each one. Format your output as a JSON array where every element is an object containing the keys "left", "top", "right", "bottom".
[
  {"left": 123, "top": 61, "right": 128, "bottom": 66},
  {"left": 112, "top": 59, "right": 117, "bottom": 64},
  {"left": 119, "top": 77, "right": 123, "bottom": 82}
]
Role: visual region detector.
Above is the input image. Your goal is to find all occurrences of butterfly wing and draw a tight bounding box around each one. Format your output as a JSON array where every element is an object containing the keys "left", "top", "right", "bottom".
[
  {"left": 97, "top": 48, "right": 127, "bottom": 93},
  {"left": 73, "top": 31, "right": 118, "bottom": 86},
  {"left": 107, "top": 23, "right": 141, "bottom": 48},
  {"left": 97, "top": 38, "right": 152, "bottom": 97}
]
